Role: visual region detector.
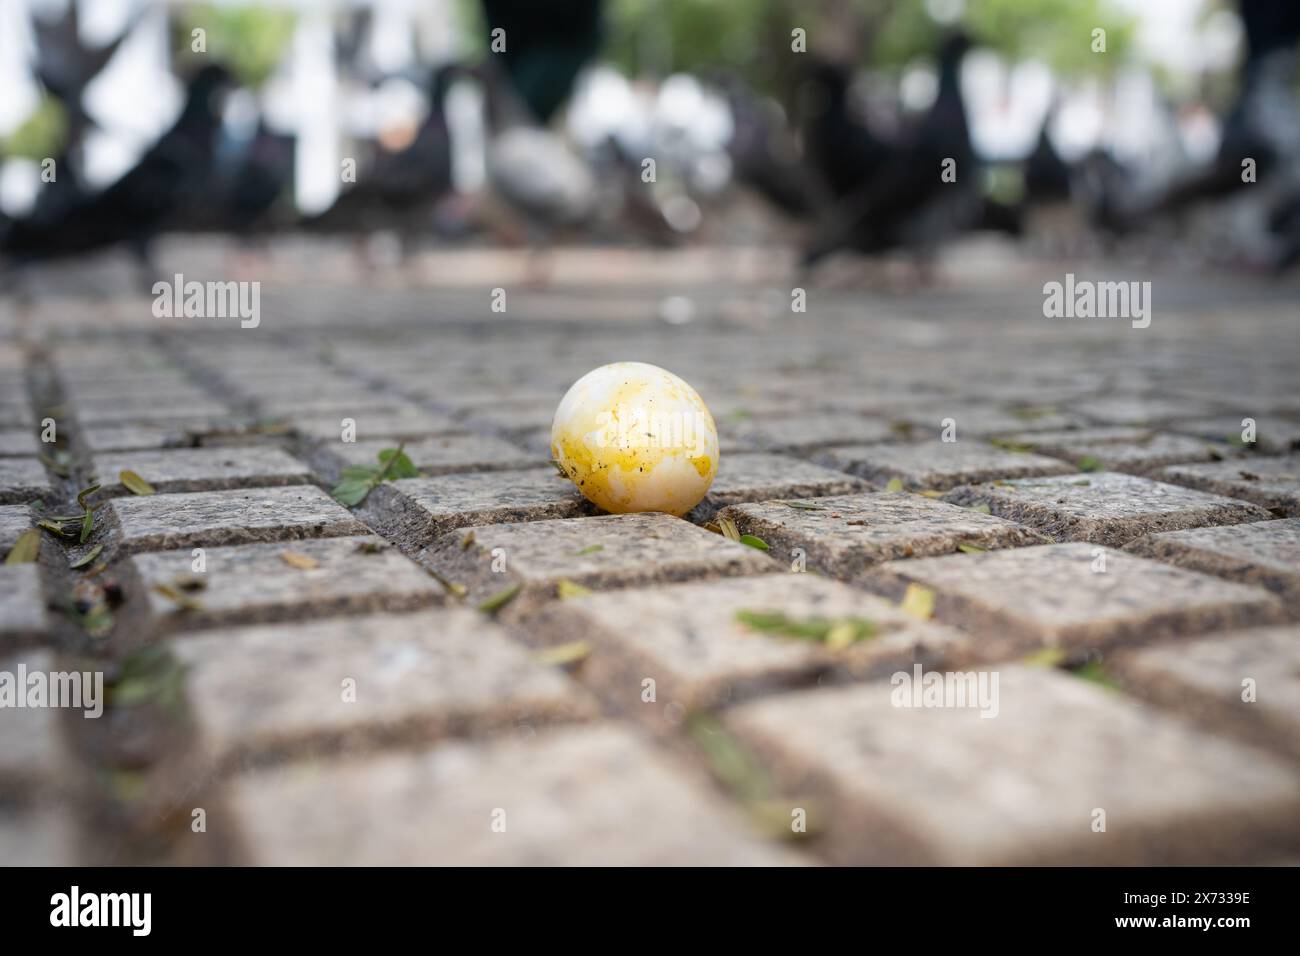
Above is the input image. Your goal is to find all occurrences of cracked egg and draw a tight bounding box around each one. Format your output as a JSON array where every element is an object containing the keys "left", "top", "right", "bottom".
[{"left": 551, "top": 362, "right": 719, "bottom": 517}]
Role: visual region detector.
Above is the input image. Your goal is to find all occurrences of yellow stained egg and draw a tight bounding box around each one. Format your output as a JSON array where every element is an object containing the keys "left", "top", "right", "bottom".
[{"left": 551, "top": 362, "right": 719, "bottom": 517}]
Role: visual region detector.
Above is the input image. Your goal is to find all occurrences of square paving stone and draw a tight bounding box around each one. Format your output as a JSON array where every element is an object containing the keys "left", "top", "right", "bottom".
[
  {"left": 0, "top": 457, "right": 49, "bottom": 504},
  {"left": 459, "top": 402, "right": 558, "bottom": 439},
  {"left": 0, "top": 808, "right": 78, "bottom": 865},
  {"left": 0, "top": 429, "right": 39, "bottom": 457},
  {"left": 126, "top": 535, "right": 444, "bottom": 637},
  {"left": 944, "top": 471, "right": 1273, "bottom": 546},
  {"left": 172, "top": 610, "right": 594, "bottom": 773},
  {"left": 890, "top": 404, "right": 1083, "bottom": 438},
  {"left": 723, "top": 666, "right": 1300, "bottom": 864},
  {"left": 309, "top": 434, "right": 535, "bottom": 483},
  {"left": 732, "top": 413, "right": 896, "bottom": 453},
  {"left": 78, "top": 422, "right": 198, "bottom": 453},
  {"left": 72, "top": 395, "right": 235, "bottom": 425},
  {"left": 366, "top": 468, "right": 596, "bottom": 547},
  {"left": 992, "top": 426, "right": 1156, "bottom": 455},
  {"left": 0, "top": 504, "right": 32, "bottom": 552},
  {"left": 815, "top": 441, "right": 1072, "bottom": 491},
  {"left": 107, "top": 485, "right": 368, "bottom": 555},
  {"left": 0, "top": 650, "right": 81, "bottom": 798},
  {"left": 719, "top": 492, "right": 1049, "bottom": 579},
  {"left": 537, "top": 574, "right": 970, "bottom": 721},
  {"left": 289, "top": 406, "right": 464, "bottom": 444},
  {"left": 1021, "top": 432, "right": 1235, "bottom": 474},
  {"left": 1158, "top": 455, "right": 1300, "bottom": 517},
  {"left": 1126, "top": 518, "right": 1300, "bottom": 612},
  {"left": 864, "top": 542, "right": 1285, "bottom": 657},
  {"left": 1112, "top": 625, "right": 1300, "bottom": 761},
  {"left": 424, "top": 512, "right": 776, "bottom": 615},
  {"left": 685, "top": 452, "right": 866, "bottom": 523},
  {"left": 90, "top": 446, "right": 312, "bottom": 496},
  {"left": 1171, "top": 416, "right": 1300, "bottom": 454},
  {"left": 1074, "top": 395, "right": 1225, "bottom": 426},
  {"left": 226, "top": 725, "right": 795, "bottom": 865},
  {"left": 0, "top": 564, "right": 51, "bottom": 645}
]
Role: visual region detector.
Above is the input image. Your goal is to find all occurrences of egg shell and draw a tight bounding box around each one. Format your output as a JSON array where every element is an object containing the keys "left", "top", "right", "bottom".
[{"left": 551, "top": 362, "right": 719, "bottom": 517}]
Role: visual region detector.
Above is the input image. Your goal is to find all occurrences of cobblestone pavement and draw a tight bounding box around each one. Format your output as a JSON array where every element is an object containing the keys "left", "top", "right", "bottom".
[{"left": 2, "top": 240, "right": 1299, "bottom": 865}]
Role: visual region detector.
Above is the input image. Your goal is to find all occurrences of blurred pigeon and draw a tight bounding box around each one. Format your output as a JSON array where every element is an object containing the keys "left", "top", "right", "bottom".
[
  {"left": 802, "top": 33, "right": 979, "bottom": 271},
  {"left": 478, "top": 60, "right": 597, "bottom": 249},
  {"left": 302, "top": 63, "right": 458, "bottom": 247},
  {"left": 798, "top": 58, "right": 896, "bottom": 200},
  {"left": 479, "top": 0, "right": 603, "bottom": 123},
  {"left": 1, "top": 65, "right": 234, "bottom": 283}
]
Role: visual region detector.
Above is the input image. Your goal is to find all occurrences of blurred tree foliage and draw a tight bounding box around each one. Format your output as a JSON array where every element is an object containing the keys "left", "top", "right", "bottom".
[
  {"left": 604, "top": 0, "right": 1136, "bottom": 90},
  {"left": 1, "top": 95, "right": 67, "bottom": 160},
  {"left": 173, "top": 4, "right": 298, "bottom": 88}
]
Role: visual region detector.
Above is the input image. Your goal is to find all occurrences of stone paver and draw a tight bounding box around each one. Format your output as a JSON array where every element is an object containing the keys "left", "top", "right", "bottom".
[
  {"left": 366, "top": 468, "right": 597, "bottom": 546},
  {"left": 126, "top": 535, "right": 445, "bottom": 636},
  {"left": 173, "top": 610, "right": 594, "bottom": 773},
  {"left": 107, "top": 485, "right": 368, "bottom": 554},
  {"left": 71, "top": 395, "right": 235, "bottom": 425},
  {"left": 944, "top": 471, "right": 1273, "bottom": 546},
  {"left": 719, "top": 492, "right": 1049, "bottom": 578},
  {"left": 732, "top": 413, "right": 896, "bottom": 453},
  {"left": 816, "top": 441, "right": 1073, "bottom": 491},
  {"left": 0, "top": 564, "right": 51, "bottom": 644},
  {"left": 1074, "top": 395, "right": 1225, "bottom": 426},
  {"left": 91, "top": 446, "right": 311, "bottom": 495},
  {"left": 1171, "top": 416, "right": 1300, "bottom": 455},
  {"left": 0, "top": 429, "right": 40, "bottom": 457},
  {"left": 1158, "top": 455, "right": 1300, "bottom": 517},
  {"left": 865, "top": 542, "right": 1285, "bottom": 657},
  {"left": 309, "top": 434, "right": 535, "bottom": 482},
  {"left": 226, "top": 725, "right": 794, "bottom": 865},
  {"left": 289, "top": 406, "right": 464, "bottom": 444},
  {"left": 0, "top": 457, "right": 49, "bottom": 504},
  {"left": 0, "top": 504, "right": 32, "bottom": 552},
  {"left": 0, "top": 650, "right": 80, "bottom": 798},
  {"left": 1125, "top": 518, "right": 1300, "bottom": 613},
  {"left": 0, "top": 808, "right": 78, "bottom": 865},
  {"left": 424, "top": 512, "right": 775, "bottom": 614},
  {"left": 724, "top": 666, "right": 1300, "bottom": 864},
  {"left": 1024, "top": 432, "right": 1236, "bottom": 474},
  {"left": 1112, "top": 625, "right": 1300, "bottom": 761},
  {"left": 686, "top": 452, "right": 867, "bottom": 522},
  {"left": 891, "top": 404, "right": 1083, "bottom": 437},
  {"left": 539, "top": 574, "right": 969, "bottom": 721}
]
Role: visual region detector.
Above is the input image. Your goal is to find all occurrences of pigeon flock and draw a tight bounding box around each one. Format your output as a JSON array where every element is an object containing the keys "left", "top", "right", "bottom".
[{"left": 1, "top": 0, "right": 1298, "bottom": 287}]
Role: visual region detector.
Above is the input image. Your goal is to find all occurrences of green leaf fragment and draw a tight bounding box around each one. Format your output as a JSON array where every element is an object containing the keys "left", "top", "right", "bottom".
[
  {"left": 899, "top": 583, "right": 935, "bottom": 620},
  {"left": 739, "top": 534, "right": 769, "bottom": 551},
  {"left": 574, "top": 544, "right": 604, "bottom": 555},
  {"left": 477, "top": 582, "right": 521, "bottom": 614},
  {"left": 957, "top": 543, "right": 986, "bottom": 554},
  {"left": 1076, "top": 455, "right": 1102, "bottom": 472},
  {"left": 534, "top": 640, "right": 591, "bottom": 667},
  {"left": 735, "top": 609, "right": 877, "bottom": 645},
  {"left": 4, "top": 529, "right": 40, "bottom": 564},
  {"left": 884, "top": 477, "right": 904, "bottom": 493},
  {"left": 555, "top": 579, "right": 591, "bottom": 599},
  {"left": 119, "top": 470, "right": 155, "bottom": 496},
  {"left": 69, "top": 544, "right": 103, "bottom": 569},
  {"left": 330, "top": 478, "right": 373, "bottom": 506}
]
